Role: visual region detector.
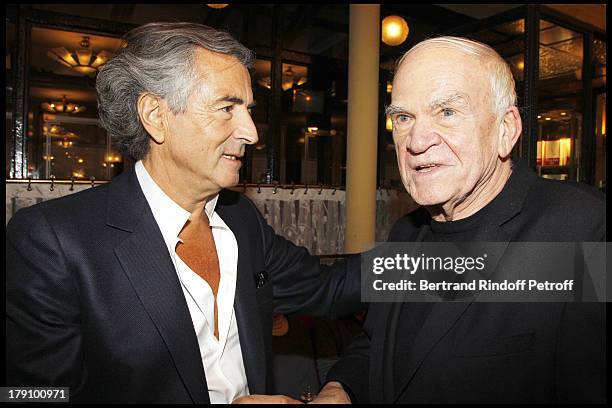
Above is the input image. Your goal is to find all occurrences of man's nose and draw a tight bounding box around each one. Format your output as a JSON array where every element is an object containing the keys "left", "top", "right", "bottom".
[
  {"left": 234, "top": 109, "right": 259, "bottom": 145},
  {"left": 406, "top": 119, "right": 441, "bottom": 154}
]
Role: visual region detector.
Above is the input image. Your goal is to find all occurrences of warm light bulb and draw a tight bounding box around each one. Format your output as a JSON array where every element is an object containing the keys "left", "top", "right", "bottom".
[
  {"left": 382, "top": 15, "right": 409, "bottom": 46},
  {"left": 387, "top": 23, "right": 401, "bottom": 37}
]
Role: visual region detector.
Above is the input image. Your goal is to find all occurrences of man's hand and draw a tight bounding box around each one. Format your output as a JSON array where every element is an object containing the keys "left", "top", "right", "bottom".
[
  {"left": 232, "top": 394, "right": 303, "bottom": 404},
  {"left": 310, "top": 381, "right": 352, "bottom": 404}
]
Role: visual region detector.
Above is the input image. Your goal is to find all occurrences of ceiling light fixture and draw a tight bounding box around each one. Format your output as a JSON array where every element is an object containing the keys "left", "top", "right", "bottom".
[
  {"left": 47, "top": 36, "right": 113, "bottom": 76},
  {"left": 43, "top": 124, "right": 79, "bottom": 139},
  {"left": 41, "top": 95, "right": 86, "bottom": 114}
]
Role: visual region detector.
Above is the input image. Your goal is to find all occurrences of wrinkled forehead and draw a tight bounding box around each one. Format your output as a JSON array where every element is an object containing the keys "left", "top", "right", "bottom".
[
  {"left": 393, "top": 46, "right": 492, "bottom": 104},
  {"left": 193, "top": 48, "right": 250, "bottom": 79},
  {"left": 191, "top": 48, "right": 253, "bottom": 100},
  {"left": 396, "top": 45, "right": 488, "bottom": 82}
]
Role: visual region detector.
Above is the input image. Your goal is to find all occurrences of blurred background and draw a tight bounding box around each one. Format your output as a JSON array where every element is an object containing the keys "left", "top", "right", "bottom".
[
  {"left": 6, "top": 4, "right": 606, "bottom": 187},
  {"left": 5, "top": 4, "right": 606, "bottom": 251}
]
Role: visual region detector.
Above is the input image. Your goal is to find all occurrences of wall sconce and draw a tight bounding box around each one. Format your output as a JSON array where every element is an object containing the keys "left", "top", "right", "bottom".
[{"left": 382, "top": 15, "right": 409, "bottom": 46}]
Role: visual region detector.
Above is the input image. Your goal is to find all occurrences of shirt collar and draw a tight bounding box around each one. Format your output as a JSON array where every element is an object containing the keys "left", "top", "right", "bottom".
[
  {"left": 135, "top": 160, "right": 190, "bottom": 243},
  {"left": 205, "top": 194, "right": 220, "bottom": 226},
  {"left": 135, "top": 161, "right": 224, "bottom": 243}
]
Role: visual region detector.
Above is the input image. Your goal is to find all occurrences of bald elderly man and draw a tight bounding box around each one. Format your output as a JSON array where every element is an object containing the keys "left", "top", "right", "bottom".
[{"left": 314, "top": 37, "right": 605, "bottom": 403}]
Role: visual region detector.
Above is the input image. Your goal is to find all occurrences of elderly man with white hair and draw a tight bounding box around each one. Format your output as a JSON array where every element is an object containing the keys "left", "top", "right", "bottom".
[{"left": 312, "top": 36, "right": 605, "bottom": 403}]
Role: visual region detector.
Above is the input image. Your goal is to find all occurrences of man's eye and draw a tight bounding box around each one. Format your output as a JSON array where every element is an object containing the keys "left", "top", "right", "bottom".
[
  {"left": 221, "top": 105, "right": 234, "bottom": 113},
  {"left": 441, "top": 108, "right": 455, "bottom": 117},
  {"left": 394, "top": 114, "right": 411, "bottom": 124}
]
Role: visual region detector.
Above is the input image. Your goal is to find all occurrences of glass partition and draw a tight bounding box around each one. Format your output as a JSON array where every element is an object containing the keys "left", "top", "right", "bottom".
[{"left": 536, "top": 20, "right": 584, "bottom": 181}]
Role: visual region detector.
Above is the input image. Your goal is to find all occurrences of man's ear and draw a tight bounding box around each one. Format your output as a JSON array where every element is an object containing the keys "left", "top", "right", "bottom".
[
  {"left": 137, "top": 92, "right": 167, "bottom": 145},
  {"left": 497, "top": 106, "right": 522, "bottom": 159}
]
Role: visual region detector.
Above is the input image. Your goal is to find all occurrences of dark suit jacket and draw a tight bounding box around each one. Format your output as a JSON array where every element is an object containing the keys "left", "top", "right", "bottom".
[
  {"left": 6, "top": 167, "right": 362, "bottom": 403},
  {"left": 326, "top": 161, "right": 606, "bottom": 403}
]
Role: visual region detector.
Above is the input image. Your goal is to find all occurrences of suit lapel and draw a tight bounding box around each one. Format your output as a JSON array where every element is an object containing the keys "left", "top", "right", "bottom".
[
  {"left": 216, "top": 196, "right": 267, "bottom": 395},
  {"left": 107, "top": 169, "right": 209, "bottom": 403}
]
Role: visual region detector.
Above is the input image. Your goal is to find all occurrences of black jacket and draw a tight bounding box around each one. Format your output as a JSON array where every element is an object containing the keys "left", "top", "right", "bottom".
[
  {"left": 326, "top": 161, "right": 606, "bottom": 403},
  {"left": 6, "top": 167, "right": 362, "bottom": 403}
]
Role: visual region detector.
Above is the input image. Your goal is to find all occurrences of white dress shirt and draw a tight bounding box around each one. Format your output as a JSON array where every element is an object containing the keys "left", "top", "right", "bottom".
[{"left": 135, "top": 161, "right": 249, "bottom": 403}]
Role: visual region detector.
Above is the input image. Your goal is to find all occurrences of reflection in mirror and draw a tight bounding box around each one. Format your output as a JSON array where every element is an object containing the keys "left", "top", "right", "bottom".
[{"left": 28, "top": 27, "right": 124, "bottom": 180}]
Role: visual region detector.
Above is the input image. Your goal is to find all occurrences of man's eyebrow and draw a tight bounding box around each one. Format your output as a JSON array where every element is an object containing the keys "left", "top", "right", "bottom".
[
  {"left": 428, "top": 93, "right": 471, "bottom": 111},
  {"left": 385, "top": 104, "right": 407, "bottom": 116},
  {"left": 213, "top": 95, "right": 257, "bottom": 110},
  {"left": 214, "top": 95, "right": 244, "bottom": 105}
]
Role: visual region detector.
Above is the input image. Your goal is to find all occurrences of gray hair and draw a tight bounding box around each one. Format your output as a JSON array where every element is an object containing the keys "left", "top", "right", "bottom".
[
  {"left": 96, "top": 22, "right": 255, "bottom": 160},
  {"left": 396, "top": 36, "right": 517, "bottom": 116}
]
